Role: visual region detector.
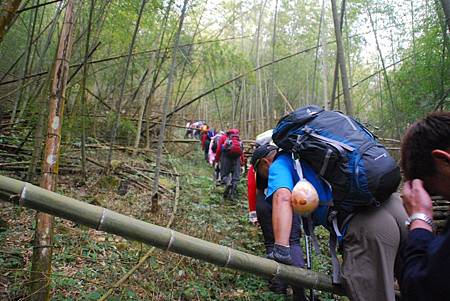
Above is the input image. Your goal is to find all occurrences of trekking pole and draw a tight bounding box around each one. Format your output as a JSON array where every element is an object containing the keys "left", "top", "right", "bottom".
[{"left": 302, "top": 217, "right": 316, "bottom": 301}]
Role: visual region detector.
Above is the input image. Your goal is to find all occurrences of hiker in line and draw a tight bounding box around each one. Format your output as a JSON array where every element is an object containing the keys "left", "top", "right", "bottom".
[
  {"left": 204, "top": 127, "right": 215, "bottom": 162},
  {"left": 399, "top": 112, "right": 450, "bottom": 301},
  {"left": 215, "top": 128, "right": 244, "bottom": 200},
  {"left": 270, "top": 105, "right": 408, "bottom": 301},
  {"left": 246, "top": 130, "right": 274, "bottom": 224},
  {"left": 200, "top": 125, "right": 211, "bottom": 161},
  {"left": 191, "top": 120, "right": 203, "bottom": 139},
  {"left": 247, "top": 144, "right": 308, "bottom": 300},
  {"left": 210, "top": 131, "right": 224, "bottom": 181},
  {"left": 184, "top": 120, "right": 193, "bottom": 138}
]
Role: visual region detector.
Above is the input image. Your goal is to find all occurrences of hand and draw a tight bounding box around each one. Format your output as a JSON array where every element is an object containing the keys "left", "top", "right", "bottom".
[
  {"left": 402, "top": 179, "right": 433, "bottom": 217},
  {"left": 249, "top": 211, "right": 258, "bottom": 225}
]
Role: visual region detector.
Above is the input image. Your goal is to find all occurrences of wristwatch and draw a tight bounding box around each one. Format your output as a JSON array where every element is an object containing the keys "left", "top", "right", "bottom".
[{"left": 405, "top": 213, "right": 433, "bottom": 229}]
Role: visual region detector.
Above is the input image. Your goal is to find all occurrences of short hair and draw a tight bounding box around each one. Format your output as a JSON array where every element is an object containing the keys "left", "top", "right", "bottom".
[{"left": 401, "top": 112, "right": 450, "bottom": 180}]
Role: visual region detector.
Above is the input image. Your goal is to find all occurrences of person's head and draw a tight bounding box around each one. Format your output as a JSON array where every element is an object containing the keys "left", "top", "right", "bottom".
[
  {"left": 401, "top": 112, "right": 450, "bottom": 199},
  {"left": 251, "top": 144, "right": 278, "bottom": 179}
]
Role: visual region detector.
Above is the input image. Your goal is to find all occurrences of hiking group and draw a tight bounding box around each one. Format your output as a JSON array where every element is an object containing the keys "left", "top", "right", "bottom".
[
  {"left": 186, "top": 120, "right": 245, "bottom": 201},
  {"left": 246, "top": 106, "right": 450, "bottom": 301}
]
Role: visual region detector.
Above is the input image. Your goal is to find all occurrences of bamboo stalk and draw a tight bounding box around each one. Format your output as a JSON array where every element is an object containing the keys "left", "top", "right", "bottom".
[
  {"left": 0, "top": 0, "right": 22, "bottom": 44},
  {"left": 0, "top": 175, "right": 344, "bottom": 295}
]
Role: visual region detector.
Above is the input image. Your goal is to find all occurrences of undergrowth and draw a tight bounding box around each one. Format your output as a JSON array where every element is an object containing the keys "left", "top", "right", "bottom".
[{"left": 0, "top": 144, "right": 344, "bottom": 300}]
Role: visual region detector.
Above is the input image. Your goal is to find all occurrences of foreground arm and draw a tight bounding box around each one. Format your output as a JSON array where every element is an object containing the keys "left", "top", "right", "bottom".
[
  {"left": 400, "top": 180, "right": 435, "bottom": 300},
  {"left": 273, "top": 188, "right": 293, "bottom": 246},
  {"left": 247, "top": 166, "right": 257, "bottom": 224}
]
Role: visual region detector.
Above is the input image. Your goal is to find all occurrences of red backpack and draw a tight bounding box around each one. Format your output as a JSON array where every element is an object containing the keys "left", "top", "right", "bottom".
[{"left": 223, "top": 134, "right": 243, "bottom": 158}]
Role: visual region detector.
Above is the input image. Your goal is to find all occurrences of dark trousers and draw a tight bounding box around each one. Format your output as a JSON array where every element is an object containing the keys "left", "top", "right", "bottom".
[
  {"left": 204, "top": 140, "right": 210, "bottom": 161},
  {"left": 256, "top": 193, "right": 307, "bottom": 300},
  {"left": 220, "top": 155, "right": 241, "bottom": 186}
]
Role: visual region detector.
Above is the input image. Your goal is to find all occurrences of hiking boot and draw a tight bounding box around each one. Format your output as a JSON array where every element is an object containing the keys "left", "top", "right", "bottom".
[
  {"left": 223, "top": 184, "right": 231, "bottom": 199},
  {"left": 292, "top": 287, "right": 309, "bottom": 301},
  {"left": 228, "top": 184, "right": 237, "bottom": 201},
  {"left": 267, "top": 244, "right": 293, "bottom": 265},
  {"left": 268, "top": 277, "right": 287, "bottom": 294}
]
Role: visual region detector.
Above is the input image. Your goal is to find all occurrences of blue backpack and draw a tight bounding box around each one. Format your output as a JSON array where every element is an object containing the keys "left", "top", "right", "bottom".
[{"left": 272, "top": 105, "right": 401, "bottom": 221}]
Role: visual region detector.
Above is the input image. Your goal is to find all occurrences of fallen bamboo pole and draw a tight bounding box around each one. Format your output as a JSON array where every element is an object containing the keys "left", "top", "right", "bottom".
[{"left": 0, "top": 175, "right": 344, "bottom": 295}]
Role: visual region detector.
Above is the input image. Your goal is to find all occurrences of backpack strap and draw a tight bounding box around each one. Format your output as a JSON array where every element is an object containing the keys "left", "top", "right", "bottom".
[
  {"left": 329, "top": 231, "right": 343, "bottom": 285},
  {"left": 302, "top": 216, "right": 321, "bottom": 256},
  {"left": 292, "top": 153, "right": 304, "bottom": 179}
]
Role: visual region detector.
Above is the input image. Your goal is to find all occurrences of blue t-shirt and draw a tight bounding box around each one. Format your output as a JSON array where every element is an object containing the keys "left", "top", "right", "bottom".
[{"left": 266, "top": 152, "right": 333, "bottom": 226}]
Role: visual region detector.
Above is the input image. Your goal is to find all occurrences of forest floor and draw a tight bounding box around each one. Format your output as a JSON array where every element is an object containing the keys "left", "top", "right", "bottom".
[{"left": 0, "top": 142, "right": 343, "bottom": 301}]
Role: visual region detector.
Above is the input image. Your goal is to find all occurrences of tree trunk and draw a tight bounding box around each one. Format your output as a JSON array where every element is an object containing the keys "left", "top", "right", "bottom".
[
  {"left": 29, "top": 0, "right": 76, "bottom": 299},
  {"left": 11, "top": 0, "right": 38, "bottom": 125},
  {"left": 331, "top": 0, "right": 353, "bottom": 116},
  {"left": 26, "top": 87, "right": 46, "bottom": 183},
  {"left": 321, "top": 10, "right": 329, "bottom": 109},
  {"left": 151, "top": 0, "right": 189, "bottom": 212},
  {"left": 269, "top": 0, "right": 278, "bottom": 128},
  {"left": 133, "top": 54, "right": 155, "bottom": 156},
  {"left": 311, "top": 0, "right": 325, "bottom": 103},
  {"left": 143, "top": 0, "right": 174, "bottom": 150},
  {"left": 106, "top": 0, "right": 147, "bottom": 171},
  {"left": 367, "top": 7, "right": 400, "bottom": 139},
  {"left": 206, "top": 61, "right": 224, "bottom": 130},
  {"left": 255, "top": 0, "right": 268, "bottom": 132},
  {"left": 329, "top": 0, "right": 346, "bottom": 110},
  {"left": 80, "top": 0, "right": 95, "bottom": 180},
  {"left": 344, "top": 9, "right": 353, "bottom": 97},
  {"left": 0, "top": 0, "right": 22, "bottom": 44},
  {"left": 440, "top": 0, "right": 450, "bottom": 33}
]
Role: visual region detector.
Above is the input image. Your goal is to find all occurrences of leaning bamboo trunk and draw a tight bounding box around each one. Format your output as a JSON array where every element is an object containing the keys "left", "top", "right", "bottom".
[
  {"left": 0, "top": 0, "right": 22, "bottom": 44},
  {"left": 0, "top": 175, "right": 344, "bottom": 296},
  {"left": 329, "top": 0, "right": 346, "bottom": 110},
  {"left": 152, "top": 0, "right": 189, "bottom": 212},
  {"left": 441, "top": 0, "right": 450, "bottom": 33},
  {"left": 106, "top": 0, "right": 147, "bottom": 171},
  {"left": 330, "top": 0, "right": 353, "bottom": 116},
  {"left": 29, "top": 1, "right": 76, "bottom": 300}
]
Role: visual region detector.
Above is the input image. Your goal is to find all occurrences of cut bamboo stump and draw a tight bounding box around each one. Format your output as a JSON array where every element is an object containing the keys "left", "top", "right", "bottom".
[{"left": 0, "top": 175, "right": 344, "bottom": 295}]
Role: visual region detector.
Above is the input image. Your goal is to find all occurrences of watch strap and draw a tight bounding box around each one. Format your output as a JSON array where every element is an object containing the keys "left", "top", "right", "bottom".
[{"left": 405, "top": 213, "right": 433, "bottom": 228}]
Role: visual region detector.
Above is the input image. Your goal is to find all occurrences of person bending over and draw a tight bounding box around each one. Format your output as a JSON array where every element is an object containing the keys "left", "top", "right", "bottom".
[{"left": 248, "top": 144, "right": 308, "bottom": 300}]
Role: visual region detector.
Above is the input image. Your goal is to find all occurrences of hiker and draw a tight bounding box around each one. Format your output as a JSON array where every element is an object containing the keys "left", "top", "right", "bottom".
[
  {"left": 185, "top": 120, "right": 193, "bottom": 138},
  {"left": 246, "top": 130, "right": 274, "bottom": 224},
  {"left": 215, "top": 128, "right": 244, "bottom": 200},
  {"left": 399, "top": 112, "right": 450, "bottom": 301},
  {"left": 210, "top": 131, "right": 224, "bottom": 180},
  {"left": 247, "top": 144, "right": 308, "bottom": 300},
  {"left": 201, "top": 127, "right": 214, "bottom": 162},
  {"left": 191, "top": 120, "right": 203, "bottom": 139},
  {"left": 270, "top": 105, "right": 408, "bottom": 301},
  {"left": 200, "top": 125, "right": 209, "bottom": 159}
]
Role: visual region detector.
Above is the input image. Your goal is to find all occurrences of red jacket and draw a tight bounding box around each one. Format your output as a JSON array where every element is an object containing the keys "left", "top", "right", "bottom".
[
  {"left": 201, "top": 132, "right": 208, "bottom": 150},
  {"left": 215, "top": 129, "right": 245, "bottom": 163},
  {"left": 247, "top": 165, "right": 256, "bottom": 212}
]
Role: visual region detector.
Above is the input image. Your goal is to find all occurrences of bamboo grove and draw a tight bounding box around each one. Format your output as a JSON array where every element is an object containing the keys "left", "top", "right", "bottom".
[{"left": 0, "top": 0, "right": 449, "bottom": 300}]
